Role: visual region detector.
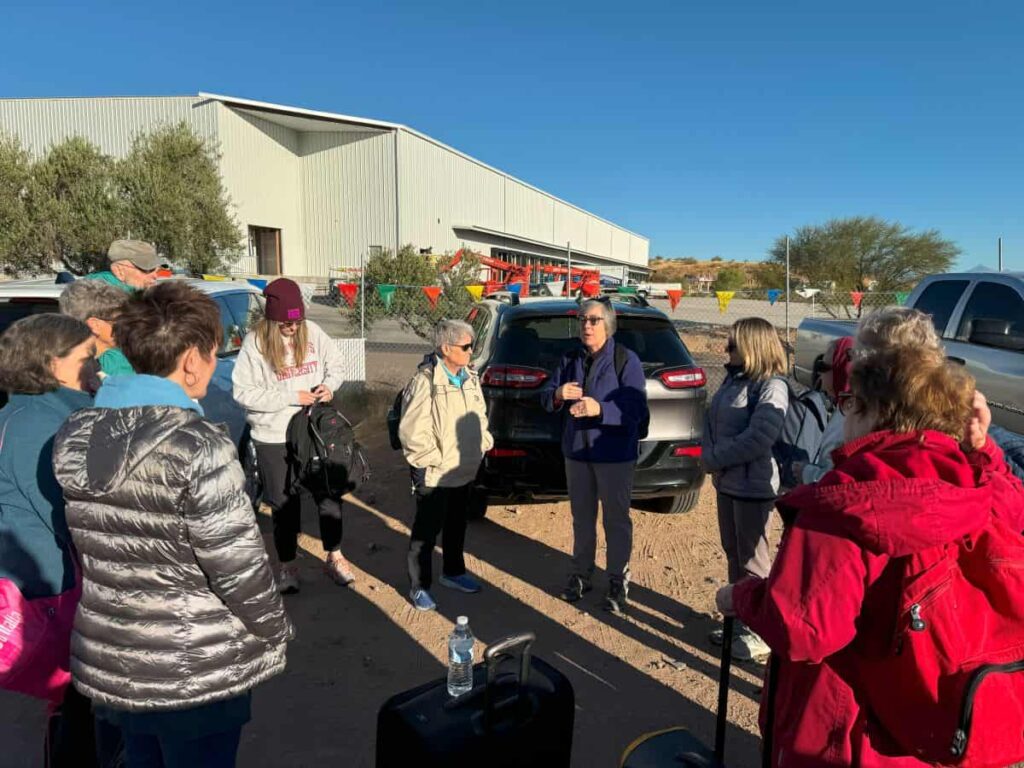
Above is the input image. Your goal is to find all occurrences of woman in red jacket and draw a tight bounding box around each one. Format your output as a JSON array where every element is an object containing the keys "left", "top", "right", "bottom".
[{"left": 716, "top": 308, "right": 1024, "bottom": 767}]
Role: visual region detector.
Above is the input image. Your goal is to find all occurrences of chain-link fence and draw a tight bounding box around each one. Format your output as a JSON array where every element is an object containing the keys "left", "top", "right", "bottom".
[{"left": 259, "top": 278, "right": 905, "bottom": 398}]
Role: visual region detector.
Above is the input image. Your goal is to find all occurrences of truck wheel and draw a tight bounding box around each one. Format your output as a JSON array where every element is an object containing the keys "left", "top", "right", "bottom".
[
  {"left": 642, "top": 490, "right": 700, "bottom": 515},
  {"left": 637, "top": 290, "right": 649, "bottom": 299}
]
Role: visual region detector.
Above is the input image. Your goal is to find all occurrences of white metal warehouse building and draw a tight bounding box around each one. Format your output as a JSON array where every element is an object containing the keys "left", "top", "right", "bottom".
[{"left": 0, "top": 93, "right": 650, "bottom": 281}]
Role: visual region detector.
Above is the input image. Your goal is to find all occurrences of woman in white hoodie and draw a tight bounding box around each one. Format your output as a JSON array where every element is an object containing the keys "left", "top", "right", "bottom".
[{"left": 232, "top": 278, "right": 352, "bottom": 594}]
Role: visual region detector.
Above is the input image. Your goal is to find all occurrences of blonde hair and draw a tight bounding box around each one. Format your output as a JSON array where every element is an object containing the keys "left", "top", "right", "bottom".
[
  {"left": 254, "top": 317, "right": 308, "bottom": 373},
  {"left": 732, "top": 317, "right": 788, "bottom": 382}
]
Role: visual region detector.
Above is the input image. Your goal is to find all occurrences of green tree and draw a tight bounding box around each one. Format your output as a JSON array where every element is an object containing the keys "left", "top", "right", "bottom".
[
  {"left": 28, "top": 137, "right": 123, "bottom": 275},
  {"left": 713, "top": 266, "right": 746, "bottom": 291},
  {"left": 118, "top": 123, "right": 242, "bottom": 273},
  {"left": 0, "top": 134, "right": 34, "bottom": 274},
  {"left": 710, "top": 255, "right": 723, "bottom": 262},
  {"left": 768, "top": 217, "right": 958, "bottom": 293},
  {"left": 346, "top": 245, "right": 482, "bottom": 340},
  {"left": 753, "top": 261, "right": 787, "bottom": 289},
  {"left": 678, "top": 256, "right": 698, "bottom": 265}
]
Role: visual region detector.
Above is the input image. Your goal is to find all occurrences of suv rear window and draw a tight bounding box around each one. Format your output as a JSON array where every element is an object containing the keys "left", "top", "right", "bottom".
[{"left": 492, "top": 314, "right": 694, "bottom": 371}]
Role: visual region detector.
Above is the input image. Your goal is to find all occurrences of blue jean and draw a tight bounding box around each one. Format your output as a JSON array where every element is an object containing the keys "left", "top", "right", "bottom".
[{"left": 120, "top": 728, "right": 242, "bottom": 768}]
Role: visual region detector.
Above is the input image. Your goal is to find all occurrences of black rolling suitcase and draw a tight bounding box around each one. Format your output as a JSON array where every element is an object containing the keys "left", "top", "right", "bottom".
[
  {"left": 621, "top": 616, "right": 754, "bottom": 768},
  {"left": 376, "top": 632, "right": 574, "bottom": 768}
]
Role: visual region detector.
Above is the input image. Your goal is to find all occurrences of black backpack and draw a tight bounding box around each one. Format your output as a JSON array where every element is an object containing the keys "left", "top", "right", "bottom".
[
  {"left": 748, "top": 375, "right": 830, "bottom": 490},
  {"left": 613, "top": 344, "right": 650, "bottom": 441},
  {"left": 286, "top": 403, "right": 369, "bottom": 497}
]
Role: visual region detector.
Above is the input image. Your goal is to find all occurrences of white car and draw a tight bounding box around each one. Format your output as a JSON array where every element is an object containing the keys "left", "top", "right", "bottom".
[{"left": 0, "top": 275, "right": 265, "bottom": 503}]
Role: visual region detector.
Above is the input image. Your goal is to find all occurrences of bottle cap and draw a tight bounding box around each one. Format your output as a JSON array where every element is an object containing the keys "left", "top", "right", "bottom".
[{"left": 456, "top": 616, "right": 469, "bottom": 627}]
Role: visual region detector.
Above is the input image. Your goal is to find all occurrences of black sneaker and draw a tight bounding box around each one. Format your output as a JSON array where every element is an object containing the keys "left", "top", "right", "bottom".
[
  {"left": 604, "top": 579, "right": 629, "bottom": 615},
  {"left": 559, "top": 574, "right": 592, "bottom": 603}
]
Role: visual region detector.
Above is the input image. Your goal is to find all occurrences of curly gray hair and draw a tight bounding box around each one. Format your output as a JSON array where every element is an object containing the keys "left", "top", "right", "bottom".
[
  {"left": 434, "top": 319, "right": 475, "bottom": 352},
  {"left": 59, "top": 279, "right": 129, "bottom": 323},
  {"left": 855, "top": 307, "right": 941, "bottom": 357}
]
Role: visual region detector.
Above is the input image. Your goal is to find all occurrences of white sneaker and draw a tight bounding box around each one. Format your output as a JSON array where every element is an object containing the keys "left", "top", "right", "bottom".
[
  {"left": 733, "top": 630, "right": 771, "bottom": 661},
  {"left": 277, "top": 564, "right": 300, "bottom": 595}
]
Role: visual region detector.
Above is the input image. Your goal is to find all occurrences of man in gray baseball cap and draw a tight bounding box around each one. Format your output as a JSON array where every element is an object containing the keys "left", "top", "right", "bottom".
[{"left": 84, "top": 239, "right": 165, "bottom": 292}]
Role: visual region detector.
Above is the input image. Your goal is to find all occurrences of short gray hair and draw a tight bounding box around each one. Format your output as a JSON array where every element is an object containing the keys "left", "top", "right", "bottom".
[
  {"left": 434, "top": 319, "right": 475, "bottom": 351},
  {"left": 59, "top": 279, "right": 129, "bottom": 323},
  {"left": 580, "top": 299, "right": 617, "bottom": 336},
  {"left": 856, "top": 307, "right": 941, "bottom": 357}
]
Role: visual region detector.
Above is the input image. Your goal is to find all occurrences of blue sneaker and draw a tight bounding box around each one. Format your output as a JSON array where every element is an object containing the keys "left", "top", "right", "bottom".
[
  {"left": 439, "top": 573, "right": 482, "bottom": 594},
  {"left": 409, "top": 589, "right": 436, "bottom": 611}
]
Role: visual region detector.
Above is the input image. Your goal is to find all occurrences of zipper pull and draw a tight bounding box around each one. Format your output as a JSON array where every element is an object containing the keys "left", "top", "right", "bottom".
[{"left": 910, "top": 603, "right": 927, "bottom": 632}]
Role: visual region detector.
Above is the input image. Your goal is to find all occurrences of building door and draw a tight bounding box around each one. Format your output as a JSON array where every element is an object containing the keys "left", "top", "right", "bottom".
[{"left": 250, "top": 226, "right": 282, "bottom": 275}]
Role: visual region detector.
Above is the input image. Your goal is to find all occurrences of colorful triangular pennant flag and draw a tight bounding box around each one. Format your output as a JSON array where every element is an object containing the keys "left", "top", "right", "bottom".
[
  {"left": 201, "top": 274, "right": 228, "bottom": 281},
  {"left": 582, "top": 281, "right": 601, "bottom": 297},
  {"left": 247, "top": 278, "right": 267, "bottom": 290},
  {"left": 465, "top": 285, "right": 484, "bottom": 301},
  {"left": 506, "top": 283, "right": 522, "bottom": 296},
  {"left": 666, "top": 289, "right": 683, "bottom": 311},
  {"left": 850, "top": 291, "right": 864, "bottom": 308},
  {"left": 377, "top": 284, "right": 396, "bottom": 310},
  {"left": 547, "top": 281, "right": 565, "bottom": 297},
  {"left": 337, "top": 283, "right": 358, "bottom": 308},
  {"left": 716, "top": 290, "right": 735, "bottom": 314},
  {"left": 422, "top": 285, "right": 442, "bottom": 309},
  {"left": 767, "top": 289, "right": 782, "bottom": 306},
  {"left": 895, "top": 291, "right": 909, "bottom": 306},
  {"left": 617, "top": 286, "right": 637, "bottom": 295}
]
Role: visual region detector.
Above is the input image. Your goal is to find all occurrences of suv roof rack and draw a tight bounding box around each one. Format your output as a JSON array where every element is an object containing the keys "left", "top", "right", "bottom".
[{"left": 576, "top": 293, "right": 650, "bottom": 309}]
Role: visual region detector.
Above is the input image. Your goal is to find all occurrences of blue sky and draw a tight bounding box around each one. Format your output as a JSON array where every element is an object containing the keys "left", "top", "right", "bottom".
[{"left": 2, "top": 0, "right": 1022, "bottom": 269}]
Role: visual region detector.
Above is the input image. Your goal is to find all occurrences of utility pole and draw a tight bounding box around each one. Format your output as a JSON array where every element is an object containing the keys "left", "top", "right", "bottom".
[{"left": 999, "top": 237, "right": 1003, "bottom": 272}]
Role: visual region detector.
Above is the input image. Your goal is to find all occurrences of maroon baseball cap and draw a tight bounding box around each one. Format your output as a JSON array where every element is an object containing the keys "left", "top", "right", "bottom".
[{"left": 263, "top": 278, "right": 305, "bottom": 323}]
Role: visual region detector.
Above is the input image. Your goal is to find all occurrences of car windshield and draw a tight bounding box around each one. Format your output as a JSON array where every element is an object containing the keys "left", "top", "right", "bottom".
[
  {"left": 0, "top": 300, "right": 60, "bottom": 335},
  {"left": 491, "top": 314, "right": 694, "bottom": 371}
]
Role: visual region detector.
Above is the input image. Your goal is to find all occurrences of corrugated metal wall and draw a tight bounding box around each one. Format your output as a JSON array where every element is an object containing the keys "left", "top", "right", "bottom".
[
  {"left": 300, "top": 130, "right": 396, "bottom": 274},
  {"left": 0, "top": 96, "right": 218, "bottom": 156},
  {"left": 216, "top": 105, "right": 303, "bottom": 274},
  {"left": 397, "top": 130, "right": 647, "bottom": 266}
]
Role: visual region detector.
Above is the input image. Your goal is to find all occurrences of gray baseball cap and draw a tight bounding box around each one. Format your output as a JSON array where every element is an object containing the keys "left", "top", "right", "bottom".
[{"left": 107, "top": 239, "right": 165, "bottom": 271}]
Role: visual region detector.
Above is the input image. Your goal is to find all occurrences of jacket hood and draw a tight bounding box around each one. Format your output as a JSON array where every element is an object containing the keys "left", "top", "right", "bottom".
[
  {"left": 57, "top": 376, "right": 204, "bottom": 497},
  {"left": 780, "top": 430, "right": 992, "bottom": 557}
]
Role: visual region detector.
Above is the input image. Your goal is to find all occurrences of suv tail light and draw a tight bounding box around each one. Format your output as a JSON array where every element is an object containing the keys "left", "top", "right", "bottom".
[
  {"left": 658, "top": 366, "right": 706, "bottom": 389},
  {"left": 481, "top": 365, "right": 549, "bottom": 389},
  {"left": 487, "top": 448, "right": 528, "bottom": 458},
  {"left": 673, "top": 446, "right": 702, "bottom": 458}
]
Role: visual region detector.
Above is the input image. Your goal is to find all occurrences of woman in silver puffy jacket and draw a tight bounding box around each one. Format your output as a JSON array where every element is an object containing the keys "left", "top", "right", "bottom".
[
  {"left": 701, "top": 317, "right": 788, "bottom": 661},
  {"left": 53, "top": 282, "right": 292, "bottom": 768}
]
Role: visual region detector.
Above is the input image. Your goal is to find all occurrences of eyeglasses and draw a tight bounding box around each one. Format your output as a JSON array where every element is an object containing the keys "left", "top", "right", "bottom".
[
  {"left": 579, "top": 316, "right": 604, "bottom": 326},
  {"left": 836, "top": 392, "right": 859, "bottom": 416},
  {"left": 451, "top": 342, "right": 473, "bottom": 351}
]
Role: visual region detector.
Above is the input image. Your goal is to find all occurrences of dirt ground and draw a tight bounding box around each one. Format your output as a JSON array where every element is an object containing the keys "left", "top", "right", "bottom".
[{"left": 0, "top": 420, "right": 777, "bottom": 768}]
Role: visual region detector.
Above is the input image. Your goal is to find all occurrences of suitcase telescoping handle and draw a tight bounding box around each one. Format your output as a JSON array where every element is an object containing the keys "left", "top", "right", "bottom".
[{"left": 482, "top": 632, "right": 536, "bottom": 727}]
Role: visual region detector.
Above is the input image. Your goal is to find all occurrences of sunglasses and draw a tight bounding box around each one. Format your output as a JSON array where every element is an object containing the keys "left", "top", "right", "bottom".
[
  {"left": 579, "top": 316, "right": 604, "bottom": 326},
  {"left": 726, "top": 340, "right": 737, "bottom": 353},
  {"left": 451, "top": 342, "right": 474, "bottom": 351},
  {"left": 278, "top": 320, "right": 303, "bottom": 328},
  {"left": 836, "top": 392, "right": 859, "bottom": 415}
]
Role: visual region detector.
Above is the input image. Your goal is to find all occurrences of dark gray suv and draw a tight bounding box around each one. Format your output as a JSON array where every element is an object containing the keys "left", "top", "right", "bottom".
[{"left": 467, "top": 295, "right": 707, "bottom": 515}]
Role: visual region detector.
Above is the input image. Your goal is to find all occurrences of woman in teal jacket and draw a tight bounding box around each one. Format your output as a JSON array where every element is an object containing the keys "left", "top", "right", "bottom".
[{"left": 0, "top": 314, "right": 101, "bottom": 766}]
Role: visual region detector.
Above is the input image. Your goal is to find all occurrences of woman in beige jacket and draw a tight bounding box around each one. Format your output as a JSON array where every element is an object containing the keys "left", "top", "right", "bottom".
[{"left": 398, "top": 319, "right": 493, "bottom": 611}]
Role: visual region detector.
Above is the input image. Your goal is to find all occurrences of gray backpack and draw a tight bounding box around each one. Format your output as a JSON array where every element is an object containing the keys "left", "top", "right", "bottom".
[{"left": 750, "top": 376, "right": 830, "bottom": 489}]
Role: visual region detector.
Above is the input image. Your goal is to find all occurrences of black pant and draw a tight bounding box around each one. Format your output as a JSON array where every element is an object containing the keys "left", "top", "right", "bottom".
[
  {"left": 47, "top": 685, "right": 124, "bottom": 768},
  {"left": 408, "top": 484, "right": 470, "bottom": 591},
  {"left": 255, "top": 442, "right": 343, "bottom": 563}
]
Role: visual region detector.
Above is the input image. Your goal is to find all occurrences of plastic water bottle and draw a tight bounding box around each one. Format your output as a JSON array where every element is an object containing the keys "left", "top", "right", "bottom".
[{"left": 447, "top": 616, "right": 475, "bottom": 697}]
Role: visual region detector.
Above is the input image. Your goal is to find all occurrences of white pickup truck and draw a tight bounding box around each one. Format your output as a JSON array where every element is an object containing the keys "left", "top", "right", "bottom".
[{"left": 794, "top": 272, "right": 1024, "bottom": 433}]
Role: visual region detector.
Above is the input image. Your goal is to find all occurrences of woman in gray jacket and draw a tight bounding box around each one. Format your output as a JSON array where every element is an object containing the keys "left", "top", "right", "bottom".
[
  {"left": 54, "top": 282, "right": 292, "bottom": 768},
  {"left": 701, "top": 317, "right": 788, "bottom": 661}
]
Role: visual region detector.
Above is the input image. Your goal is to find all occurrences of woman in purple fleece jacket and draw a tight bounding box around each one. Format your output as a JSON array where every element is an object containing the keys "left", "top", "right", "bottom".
[{"left": 541, "top": 299, "right": 648, "bottom": 614}]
